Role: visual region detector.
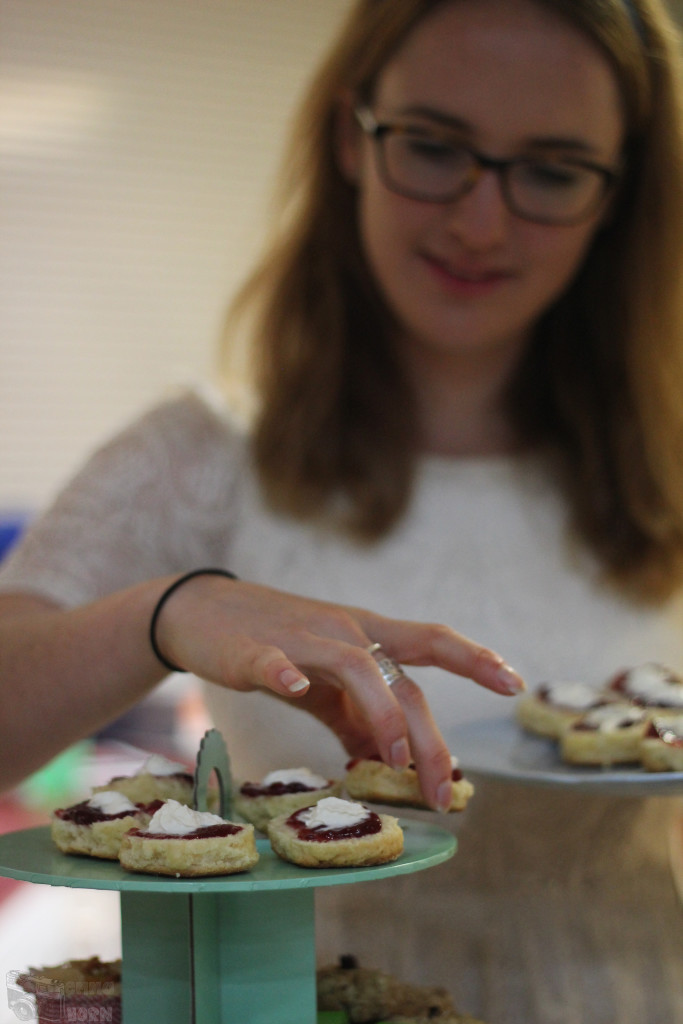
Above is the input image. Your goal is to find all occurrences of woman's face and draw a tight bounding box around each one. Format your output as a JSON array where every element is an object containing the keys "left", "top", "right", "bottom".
[{"left": 342, "top": 0, "right": 625, "bottom": 374}]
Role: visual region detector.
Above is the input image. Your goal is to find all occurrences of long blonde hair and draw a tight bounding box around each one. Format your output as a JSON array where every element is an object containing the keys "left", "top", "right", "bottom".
[{"left": 221, "top": 0, "right": 683, "bottom": 602}]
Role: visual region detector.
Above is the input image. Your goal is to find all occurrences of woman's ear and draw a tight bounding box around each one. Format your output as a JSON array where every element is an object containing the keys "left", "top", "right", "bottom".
[{"left": 334, "top": 90, "right": 363, "bottom": 185}]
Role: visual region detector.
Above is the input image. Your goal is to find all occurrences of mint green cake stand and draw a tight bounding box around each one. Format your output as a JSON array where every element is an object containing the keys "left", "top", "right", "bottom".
[{"left": 0, "top": 820, "right": 455, "bottom": 1023}]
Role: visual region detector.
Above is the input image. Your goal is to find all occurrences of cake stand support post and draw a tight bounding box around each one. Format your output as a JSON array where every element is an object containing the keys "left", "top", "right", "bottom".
[{"left": 121, "top": 887, "right": 317, "bottom": 1023}]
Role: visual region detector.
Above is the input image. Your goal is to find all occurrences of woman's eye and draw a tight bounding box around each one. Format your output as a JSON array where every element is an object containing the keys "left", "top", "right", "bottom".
[
  {"left": 521, "top": 162, "right": 583, "bottom": 190},
  {"left": 404, "top": 136, "right": 460, "bottom": 164}
]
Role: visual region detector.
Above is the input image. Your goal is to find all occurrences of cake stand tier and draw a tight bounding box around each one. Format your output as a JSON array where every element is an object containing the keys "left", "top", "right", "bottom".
[{"left": 0, "top": 821, "right": 455, "bottom": 1024}]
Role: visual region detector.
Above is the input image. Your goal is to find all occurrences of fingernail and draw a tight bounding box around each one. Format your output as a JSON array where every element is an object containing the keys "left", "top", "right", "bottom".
[
  {"left": 436, "top": 780, "right": 453, "bottom": 813},
  {"left": 280, "top": 669, "right": 310, "bottom": 694},
  {"left": 496, "top": 662, "right": 526, "bottom": 694},
  {"left": 390, "top": 738, "right": 410, "bottom": 770}
]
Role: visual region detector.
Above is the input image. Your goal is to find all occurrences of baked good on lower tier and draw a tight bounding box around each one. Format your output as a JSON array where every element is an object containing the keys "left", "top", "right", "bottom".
[
  {"left": 234, "top": 766, "right": 342, "bottom": 831},
  {"left": 559, "top": 703, "right": 649, "bottom": 765},
  {"left": 268, "top": 796, "right": 403, "bottom": 868},
  {"left": 606, "top": 662, "right": 683, "bottom": 716},
  {"left": 639, "top": 715, "right": 683, "bottom": 771},
  {"left": 344, "top": 755, "right": 474, "bottom": 811},
  {"left": 16, "top": 957, "right": 121, "bottom": 1024},
  {"left": 118, "top": 799, "right": 258, "bottom": 877},
  {"left": 515, "top": 681, "right": 611, "bottom": 738},
  {"left": 51, "top": 791, "right": 161, "bottom": 859},
  {"left": 316, "top": 955, "right": 486, "bottom": 1023},
  {"left": 92, "top": 752, "right": 194, "bottom": 805}
]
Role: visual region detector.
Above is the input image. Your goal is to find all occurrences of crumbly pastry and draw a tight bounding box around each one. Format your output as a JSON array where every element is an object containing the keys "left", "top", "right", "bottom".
[
  {"left": 92, "top": 752, "right": 195, "bottom": 805},
  {"left": 316, "top": 955, "right": 485, "bottom": 1024},
  {"left": 606, "top": 662, "right": 683, "bottom": 716},
  {"left": 559, "top": 703, "right": 650, "bottom": 766},
  {"left": 268, "top": 797, "right": 403, "bottom": 868},
  {"left": 344, "top": 756, "right": 474, "bottom": 811},
  {"left": 639, "top": 715, "right": 683, "bottom": 772},
  {"left": 515, "top": 681, "right": 611, "bottom": 738},
  {"left": 118, "top": 799, "right": 258, "bottom": 877},
  {"left": 234, "top": 766, "right": 342, "bottom": 831},
  {"left": 51, "top": 791, "right": 160, "bottom": 860}
]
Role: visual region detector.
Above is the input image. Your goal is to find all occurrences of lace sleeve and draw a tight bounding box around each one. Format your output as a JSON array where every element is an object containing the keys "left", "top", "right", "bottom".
[{"left": 0, "top": 390, "right": 244, "bottom": 608}]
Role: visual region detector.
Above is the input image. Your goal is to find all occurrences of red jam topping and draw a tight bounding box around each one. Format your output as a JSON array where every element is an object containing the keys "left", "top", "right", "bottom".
[
  {"left": 56, "top": 799, "right": 163, "bottom": 826},
  {"left": 240, "top": 780, "right": 325, "bottom": 798},
  {"left": 286, "top": 807, "right": 381, "bottom": 843},
  {"left": 130, "top": 823, "right": 243, "bottom": 840}
]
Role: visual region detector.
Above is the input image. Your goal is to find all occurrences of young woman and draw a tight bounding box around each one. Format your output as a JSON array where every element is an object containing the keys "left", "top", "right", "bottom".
[{"left": 1, "top": 0, "right": 683, "bottom": 1020}]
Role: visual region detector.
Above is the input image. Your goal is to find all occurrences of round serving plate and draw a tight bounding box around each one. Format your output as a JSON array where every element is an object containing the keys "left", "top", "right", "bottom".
[{"left": 450, "top": 715, "right": 683, "bottom": 796}]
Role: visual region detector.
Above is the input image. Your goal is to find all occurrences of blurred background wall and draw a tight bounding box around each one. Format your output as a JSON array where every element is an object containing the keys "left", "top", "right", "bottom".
[{"left": 1, "top": 0, "right": 352, "bottom": 522}]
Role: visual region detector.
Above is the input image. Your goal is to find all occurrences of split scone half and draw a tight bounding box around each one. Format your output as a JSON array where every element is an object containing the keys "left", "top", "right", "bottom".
[
  {"left": 118, "top": 799, "right": 258, "bottom": 877},
  {"left": 268, "top": 796, "right": 403, "bottom": 868},
  {"left": 515, "top": 681, "right": 611, "bottom": 739},
  {"left": 639, "top": 715, "right": 683, "bottom": 772},
  {"left": 344, "top": 755, "right": 473, "bottom": 812},
  {"left": 606, "top": 662, "right": 683, "bottom": 718},
  {"left": 92, "top": 753, "right": 194, "bottom": 806},
  {"left": 559, "top": 703, "right": 650, "bottom": 766},
  {"left": 51, "top": 791, "right": 161, "bottom": 860},
  {"left": 234, "top": 766, "right": 342, "bottom": 832}
]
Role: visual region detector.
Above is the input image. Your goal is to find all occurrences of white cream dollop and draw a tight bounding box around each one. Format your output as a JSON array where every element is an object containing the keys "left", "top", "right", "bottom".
[
  {"left": 260, "top": 767, "right": 328, "bottom": 789},
  {"left": 620, "top": 664, "right": 683, "bottom": 707},
  {"left": 544, "top": 682, "right": 602, "bottom": 710},
  {"left": 298, "top": 796, "right": 369, "bottom": 830},
  {"left": 87, "top": 791, "right": 138, "bottom": 815},
  {"left": 146, "top": 799, "right": 225, "bottom": 836},
  {"left": 137, "top": 754, "right": 189, "bottom": 777},
  {"left": 577, "top": 703, "right": 645, "bottom": 732}
]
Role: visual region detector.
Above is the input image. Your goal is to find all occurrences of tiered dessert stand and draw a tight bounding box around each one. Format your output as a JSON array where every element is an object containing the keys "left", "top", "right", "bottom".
[{"left": 0, "top": 731, "right": 457, "bottom": 1023}]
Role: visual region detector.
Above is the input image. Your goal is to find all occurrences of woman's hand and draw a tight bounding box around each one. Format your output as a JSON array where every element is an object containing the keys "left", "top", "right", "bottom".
[{"left": 154, "top": 575, "right": 525, "bottom": 812}]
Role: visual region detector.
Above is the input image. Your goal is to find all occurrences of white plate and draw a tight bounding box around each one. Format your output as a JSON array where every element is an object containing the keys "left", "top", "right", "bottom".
[{"left": 450, "top": 716, "right": 683, "bottom": 796}]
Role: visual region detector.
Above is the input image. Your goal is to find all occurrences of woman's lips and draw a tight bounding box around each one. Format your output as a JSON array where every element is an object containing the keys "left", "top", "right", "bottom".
[{"left": 423, "top": 253, "right": 512, "bottom": 296}]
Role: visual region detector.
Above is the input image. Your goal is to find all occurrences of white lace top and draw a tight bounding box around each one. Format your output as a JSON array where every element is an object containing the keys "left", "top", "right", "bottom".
[{"left": 2, "top": 389, "right": 683, "bottom": 1023}]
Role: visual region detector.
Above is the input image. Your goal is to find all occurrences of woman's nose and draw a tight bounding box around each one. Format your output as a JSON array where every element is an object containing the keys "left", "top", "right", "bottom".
[{"left": 443, "top": 168, "right": 509, "bottom": 248}]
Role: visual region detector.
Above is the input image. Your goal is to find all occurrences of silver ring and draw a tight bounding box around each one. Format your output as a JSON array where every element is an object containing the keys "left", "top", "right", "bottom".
[{"left": 366, "top": 642, "right": 405, "bottom": 686}]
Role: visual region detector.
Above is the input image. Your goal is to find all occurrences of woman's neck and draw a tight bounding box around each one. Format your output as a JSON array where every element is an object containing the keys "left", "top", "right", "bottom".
[{"left": 401, "top": 342, "right": 525, "bottom": 457}]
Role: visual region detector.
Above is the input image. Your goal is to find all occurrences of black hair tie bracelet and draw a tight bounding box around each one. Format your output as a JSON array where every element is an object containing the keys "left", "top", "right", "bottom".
[{"left": 149, "top": 568, "right": 238, "bottom": 673}]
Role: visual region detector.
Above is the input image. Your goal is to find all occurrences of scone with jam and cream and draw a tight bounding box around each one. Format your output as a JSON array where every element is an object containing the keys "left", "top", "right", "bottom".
[
  {"left": 559, "top": 703, "right": 650, "bottom": 765},
  {"left": 268, "top": 796, "right": 403, "bottom": 868},
  {"left": 345, "top": 754, "right": 473, "bottom": 811},
  {"left": 118, "top": 799, "right": 258, "bottom": 877},
  {"left": 51, "top": 791, "right": 161, "bottom": 860},
  {"left": 516, "top": 681, "right": 612, "bottom": 739},
  {"left": 234, "top": 766, "right": 342, "bottom": 831},
  {"left": 606, "top": 663, "right": 683, "bottom": 717},
  {"left": 639, "top": 715, "right": 683, "bottom": 771},
  {"left": 92, "top": 753, "right": 194, "bottom": 806}
]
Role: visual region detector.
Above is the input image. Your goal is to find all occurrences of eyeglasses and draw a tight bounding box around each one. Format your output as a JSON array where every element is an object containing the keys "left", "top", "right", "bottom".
[{"left": 355, "top": 106, "right": 621, "bottom": 227}]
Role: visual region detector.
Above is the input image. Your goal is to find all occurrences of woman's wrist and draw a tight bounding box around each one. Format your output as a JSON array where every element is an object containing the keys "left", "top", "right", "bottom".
[{"left": 149, "top": 568, "right": 238, "bottom": 672}]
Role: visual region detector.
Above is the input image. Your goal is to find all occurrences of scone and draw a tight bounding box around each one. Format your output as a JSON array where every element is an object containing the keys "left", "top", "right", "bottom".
[
  {"left": 51, "top": 791, "right": 161, "bottom": 860},
  {"left": 316, "top": 955, "right": 485, "bottom": 1024},
  {"left": 234, "top": 766, "right": 342, "bottom": 832},
  {"left": 606, "top": 662, "right": 683, "bottom": 716},
  {"left": 639, "top": 715, "right": 683, "bottom": 771},
  {"left": 515, "top": 681, "right": 610, "bottom": 738},
  {"left": 118, "top": 799, "right": 258, "bottom": 877},
  {"left": 92, "top": 752, "right": 194, "bottom": 805},
  {"left": 559, "top": 703, "right": 649, "bottom": 765},
  {"left": 344, "top": 755, "right": 474, "bottom": 811},
  {"left": 268, "top": 796, "right": 403, "bottom": 868}
]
